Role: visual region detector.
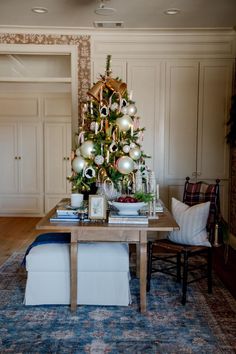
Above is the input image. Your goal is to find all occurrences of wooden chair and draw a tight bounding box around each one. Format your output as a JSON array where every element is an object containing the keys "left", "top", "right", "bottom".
[{"left": 147, "top": 177, "right": 220, "bottom": 305}]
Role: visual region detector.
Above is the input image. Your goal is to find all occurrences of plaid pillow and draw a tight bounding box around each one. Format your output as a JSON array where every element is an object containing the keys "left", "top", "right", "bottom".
[{"left": 184, "top": 182, "right": 218, "bottom": 227}]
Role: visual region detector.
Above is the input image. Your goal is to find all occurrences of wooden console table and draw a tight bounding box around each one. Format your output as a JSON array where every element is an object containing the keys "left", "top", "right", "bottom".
[{"left": 36, "top": 201, "right": 179, "bottom": 313}]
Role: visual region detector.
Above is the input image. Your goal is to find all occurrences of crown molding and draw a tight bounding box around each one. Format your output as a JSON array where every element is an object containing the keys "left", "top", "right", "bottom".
[{"left": 0, "top": 25, "right": 235, "bottom": 37}]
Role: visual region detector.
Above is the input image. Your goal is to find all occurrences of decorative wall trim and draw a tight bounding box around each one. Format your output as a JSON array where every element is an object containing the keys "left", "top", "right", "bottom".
[{"left": 0, "top": 33, "right": 91, "bottom": 126}]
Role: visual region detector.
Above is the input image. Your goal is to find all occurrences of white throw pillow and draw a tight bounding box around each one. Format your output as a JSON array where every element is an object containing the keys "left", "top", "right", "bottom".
[{"left": 168, "top": 197, "right": 211, "bottom": 247}]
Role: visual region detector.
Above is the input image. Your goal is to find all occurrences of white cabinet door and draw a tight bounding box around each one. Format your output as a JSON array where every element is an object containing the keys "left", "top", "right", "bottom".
[
  {"left": 18, "top": 122, "right": 43, "bottom": 194},
  {"left": 0, "top": 122, "right": 18, "bottom": 193},
  {"left": 164, "top": 60, "right": 199, "bottom": 180},
  {"left": 197, "top": 60, "right": 233, "bottom": 180},
  {"left": 127, "top": 59, "right": 162, "bottom": 172},
  {"left": 163, "top": 59, "right": 233, "bottom": 218},
  {"left": 0, "top": 121, "right": 43, "bottom": 214},
  {"left": 44, "top": 122, "right": 71, "bottom": 195}
]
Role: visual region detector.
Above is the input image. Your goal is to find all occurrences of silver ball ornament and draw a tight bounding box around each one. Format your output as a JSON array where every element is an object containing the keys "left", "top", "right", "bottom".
[
  {"left": 122, "top": 145, "right": 130, "bottom": 153},
  {"left": 126, "top": 104, "right": 137, "bottom": 116},
  {"left": 80, "top": 140, "right": 94, "bottom": 158},
  {"left": 90, "top": 121, "right": 96, "bottom": 131},
  {"left": 117, "top": 156, "right": 134, "bottom": 175},
  {"left": 111, "top": 102, "right": 119, "bottom": 111},
  {"left": 129, "top": 147, "right": 141, "bottom": 160},
  {"left": 72, "top": 156, "right": 87, "bottom": 173},
  {"left": 116, "top": 115, "right": 133, "bottom": 132},
  {"left": 94, "top": 155, "right": 104, "bottom": 165}
]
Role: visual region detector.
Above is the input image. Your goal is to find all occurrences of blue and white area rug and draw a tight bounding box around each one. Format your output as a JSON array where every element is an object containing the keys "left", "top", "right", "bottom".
[{"left": 0, "top": 253, "right": 235, "bottom": 353}]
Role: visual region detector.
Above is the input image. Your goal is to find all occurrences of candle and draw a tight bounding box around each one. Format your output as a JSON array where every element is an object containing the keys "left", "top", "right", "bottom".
[
  {"left": 90, "top": 101, "right": 93, "bottom": 115},
  {"left": 106, "top": 150, "right": 110, "bottom": 163},
  {"left": 95, "top": 122, "right": 99, "bottom": 135},
  {"left": 130, "top": 124, "right": 134, "bottom": 137},
  {"left": 156, "top": 184, "right": 160, "bottom": 199},
  {"left": 129, "top": 90, "right": 133, "bottom": 101}
]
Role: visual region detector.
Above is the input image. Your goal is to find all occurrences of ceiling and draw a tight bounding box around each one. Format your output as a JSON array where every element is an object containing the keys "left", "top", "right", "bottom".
[{"left": 0, "top": 0, "right": 236, "bottom": 31}]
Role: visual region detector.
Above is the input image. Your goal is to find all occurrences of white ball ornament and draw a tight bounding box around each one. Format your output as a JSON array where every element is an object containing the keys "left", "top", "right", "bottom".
[
  {"left": 130, "top": 142, "right": 136, "bottom": 149},
  {"left": 72, "top": 156, "right": 87, "bottom": 173},
  {"left": 75, "top": 148, "right": 81, "bottom": 156},
  {"left": 116, "top": 115, "right": 133, "bottom": 132},
  {"left": 80, "top": 140, "right": 94, "bottom": 158},
  {"left": 129, "top": 147, "right": 141, "bottom": 160},
  {"left": 121, "top": 106, "right": 128, "bottom": 115},
  {"left": 117, "top": 156, "right": 134, "bottom": 174},
  {"left": 126, "top": 104, "right": 137, "bottom": 116}
]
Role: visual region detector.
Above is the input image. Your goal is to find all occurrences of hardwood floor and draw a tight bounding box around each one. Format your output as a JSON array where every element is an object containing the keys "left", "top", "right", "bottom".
[
  {"left": 0, "top": 217, "right": 235, "bottom": 300},
  {"left": 0, "top": 217, "right": 41, "bottom": 266}
]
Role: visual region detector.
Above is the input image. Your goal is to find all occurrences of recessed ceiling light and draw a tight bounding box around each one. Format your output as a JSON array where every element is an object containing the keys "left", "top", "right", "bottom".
[
  {"left": 164, "top": 8, "right": 180, "bottom": 15},
  {"left": 31, "top": 7, "right": 48, "bottom": 14}
]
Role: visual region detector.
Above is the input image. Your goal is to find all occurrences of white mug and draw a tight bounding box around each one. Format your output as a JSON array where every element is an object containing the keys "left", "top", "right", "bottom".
[{"left": 71, "top": 193, "right": 84, "bottom": 208}]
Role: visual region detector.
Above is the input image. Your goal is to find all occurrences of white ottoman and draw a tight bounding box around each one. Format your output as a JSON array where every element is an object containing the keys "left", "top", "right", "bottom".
[{"left": 24, "top": 242, "right": 131, "bottom": 306}]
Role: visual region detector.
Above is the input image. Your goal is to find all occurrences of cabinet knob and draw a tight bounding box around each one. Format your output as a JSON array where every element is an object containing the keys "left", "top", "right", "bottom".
[
  {"left": 192, "top": 172, "right": 197, "bottom": 176},
  {"left": 63, "top": 157, "right": 66, "bottom": 160},
  {"left": 197, "top": 172, "right": 201, "bottom": 176},
  {"left": 18, "top": 156, "right": 21, "bottom": 160},
  {"left": 67, "top": 157, "right": 70, "bottom": 160},
  {"left": 15, "top": 156, "right": 18, "bottom": 160}
]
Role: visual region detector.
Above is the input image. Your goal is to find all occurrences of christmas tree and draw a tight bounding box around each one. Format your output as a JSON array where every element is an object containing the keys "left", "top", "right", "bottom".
[{"left": 68, "top": 55, "right": 152, "bottom": 200}]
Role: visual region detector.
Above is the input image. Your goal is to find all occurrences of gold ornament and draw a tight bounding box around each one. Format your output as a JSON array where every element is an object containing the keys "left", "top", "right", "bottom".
[
  {"left": 87, "top": 81, "right": 104, "bottom": 101},
  {"left": 106, "top": 78, "right": 127, "bottom": 96}
]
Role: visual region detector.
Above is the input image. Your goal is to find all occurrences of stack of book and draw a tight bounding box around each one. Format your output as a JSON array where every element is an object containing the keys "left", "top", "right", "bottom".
[
  {"left": 108, "top": 211, "right": 148, "bottom": 225},
  {"left": 50, "top": 205, "right": 80, "bottom": 222}
]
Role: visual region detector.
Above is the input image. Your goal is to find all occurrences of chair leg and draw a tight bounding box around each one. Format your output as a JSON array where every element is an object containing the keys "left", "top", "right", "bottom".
[
  {"left": 146, "top": 241, "right": 153, "bottom": 292},
  {"left": 207, "top": 247, "right": 212, "bottom": 294},
  {"left": 182, "top": 251, "right": 188, "bottom": 305},
  {"left": 177, "top": 253, "right": 181, "bottom": 283}
]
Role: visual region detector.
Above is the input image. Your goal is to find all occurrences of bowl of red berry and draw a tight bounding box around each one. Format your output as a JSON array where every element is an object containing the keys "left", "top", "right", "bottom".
[{"left": 109, "top": 195, "right": 147, "bottom": 216}]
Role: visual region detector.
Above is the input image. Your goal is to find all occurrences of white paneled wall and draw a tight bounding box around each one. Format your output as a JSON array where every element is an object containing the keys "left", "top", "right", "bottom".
[{"left": 91, "top": 31, "right": 235, "bottom": 218}]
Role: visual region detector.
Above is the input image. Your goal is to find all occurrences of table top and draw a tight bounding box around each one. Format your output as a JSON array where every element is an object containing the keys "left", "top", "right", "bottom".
[{"left": 36, "top": 199, "right": 179, "bottom": 233}]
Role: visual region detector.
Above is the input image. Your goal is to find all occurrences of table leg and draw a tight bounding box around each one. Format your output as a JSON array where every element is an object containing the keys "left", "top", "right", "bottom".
[
  {"left": 70, "top": 231, "right": 78, "bottom": 311},
  {"left": 139, "top": 231, "right": 147, "bottom": 313},
  {"left": 136, "top": 244, "right": 140, "bottom": 277}
]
